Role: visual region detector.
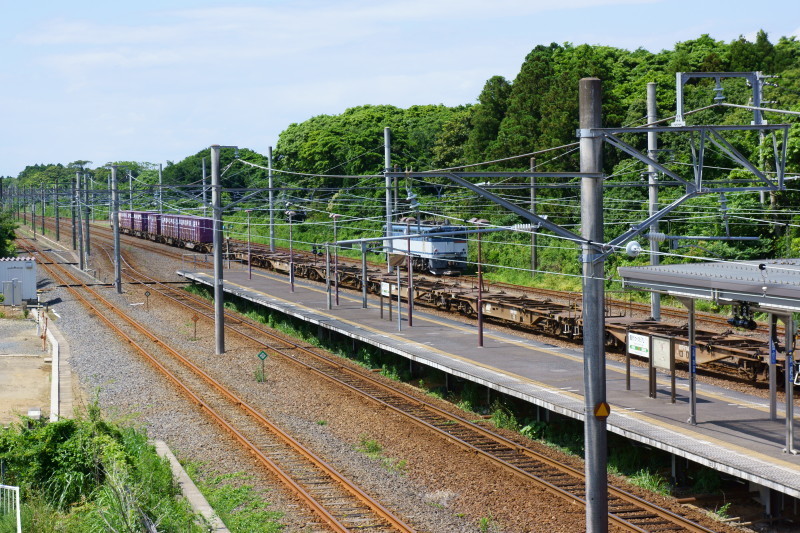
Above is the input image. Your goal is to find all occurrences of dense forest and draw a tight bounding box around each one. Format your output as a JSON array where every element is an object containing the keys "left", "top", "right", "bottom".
[{"left": 2, "top": 32, "right": 800, "bottom": 285}]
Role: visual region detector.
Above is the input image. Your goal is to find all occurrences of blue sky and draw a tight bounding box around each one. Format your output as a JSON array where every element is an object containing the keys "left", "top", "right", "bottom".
[{"left": 1, "top": 0, "right": 798, "bottom": 177}]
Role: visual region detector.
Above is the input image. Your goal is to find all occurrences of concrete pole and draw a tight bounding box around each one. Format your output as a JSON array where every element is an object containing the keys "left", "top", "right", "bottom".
[
  {"left": 128, "top": 171, "right": 133, "bottom": 211},
  {"left": 530, "top": 157, "right": 537, "bottom": 276},
  {"left": 211, "top": 145, "right": 225, "bottom": 355},
  {"left": 202, "top": 157, "right": 208, "bottom": 217},
  {"left": 579, "top": 77, "right": 607, "bottom": 533},
  {"left": 268, "top": 146, "right": 275, "bottom": 251},
  {"left": 83, "top": 173, "right": 90, "bottom": 256},
  {"left": 75, "top": 173, "right": 85, "bottom": 271},
  {"left": 107, "top": 173, "right": 112, "bottom": 221},
  {"left": 71, "top": 174, "right": 77, "bottom": 250},
  {"left": 647, "top": 82, "right": 661, "bottom": 321},
  {"left": 385, "top": 127, "right": 393, "bottom": 272},
  {"left": 111, "top": 167, "right": 122, "bottom": 293}
]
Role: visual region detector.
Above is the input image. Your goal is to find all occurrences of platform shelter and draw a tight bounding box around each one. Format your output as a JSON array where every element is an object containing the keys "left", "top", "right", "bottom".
[{"left": 619, "top": 259, "right": 800, "bottom": 454}]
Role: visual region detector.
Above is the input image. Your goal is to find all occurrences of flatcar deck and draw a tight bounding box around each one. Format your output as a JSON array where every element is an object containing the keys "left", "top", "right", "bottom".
[{"left": 177, "top": 266, "right": 800, "bottom": 501}]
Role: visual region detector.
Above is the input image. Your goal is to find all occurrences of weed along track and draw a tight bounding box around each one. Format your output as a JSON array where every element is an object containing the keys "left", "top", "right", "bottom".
[
  {"left": 19, "top": 237, "right": 414, "bottom": 533},
  {"left": 102, "top": 241, "right": 720, "bottom": 533}
]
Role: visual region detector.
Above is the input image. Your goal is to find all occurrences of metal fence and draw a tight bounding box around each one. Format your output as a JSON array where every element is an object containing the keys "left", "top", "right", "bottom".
[{"left": 0, "top": 484, "right": 21, "bottom": 533}]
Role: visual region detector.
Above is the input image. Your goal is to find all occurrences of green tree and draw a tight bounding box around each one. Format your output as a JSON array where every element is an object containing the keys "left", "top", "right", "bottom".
[{"left": 0, "top": 209, "right": 17, "bottom": 257}]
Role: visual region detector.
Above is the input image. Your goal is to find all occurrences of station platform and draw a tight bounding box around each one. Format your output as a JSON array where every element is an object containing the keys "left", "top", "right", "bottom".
[{"left": 177, "top": 266, "right": 800, "bottom": 500}]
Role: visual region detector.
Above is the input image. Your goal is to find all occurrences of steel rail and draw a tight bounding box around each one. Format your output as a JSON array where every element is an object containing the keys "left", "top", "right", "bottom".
[
  {"left": 20, "top": 237, "right": 414, "bottom": 533},
  {"left": 109, "top": 244, "right": 718, "bottom": 533}
]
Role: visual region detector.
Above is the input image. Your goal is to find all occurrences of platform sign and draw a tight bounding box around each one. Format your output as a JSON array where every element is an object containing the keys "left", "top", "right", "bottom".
[
  {"left": 652, "top": 336, "right": 672, "bottom": 371},
  {"left": 381, "top": 282, "right": 391, "bottom": 297},
  {"left": 627, "top": 332, "right": 650, "bottom": 359}
]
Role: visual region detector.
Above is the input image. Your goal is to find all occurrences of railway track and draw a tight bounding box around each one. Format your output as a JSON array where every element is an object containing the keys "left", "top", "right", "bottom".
[
  {"left": 96, "top": 238, "right": 721, "bottom": 533},
  {"left": 20, "top": 237, "right": 414, "bottom": 533}
]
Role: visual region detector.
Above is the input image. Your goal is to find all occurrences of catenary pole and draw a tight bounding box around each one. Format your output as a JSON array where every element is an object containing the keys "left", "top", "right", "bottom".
[
  {"left": 211, "top": 145, "right": 225, "bottom": 355},
  {"left": 268, "top": 146, "right": 275, "bottom": 251},
  {"left": 202, "top": 157, "right": 208, "bottom": 217},
  {"left": 71, "top": 173, "right": 77, "bottom": 250},
  {"left": 385, "top": 127, "right": 393, "bottom": 272},
  {"left": 75, "top": 172, "right": 85, "bottom": 270},
  {"left": 40, "top": 184, "right": 45, "bottom": 236},
  {"left": 579, "top": 77, "right": 608, "bottom": 533},
  {"left": 83, "top": 172, "right": 91, "bottom": 256},
  {"left": 54, "top": 180, "right": 60, "bottom": 241},
  {"left": 530, "top": 157, "right": 537, "bottom": 275},
  {"left": 111, "top": 166, "right": 122, "bottom": 293},
  {"left": 647, "top": 82, "right": 661, "bottom": 320},
  {"left": 158, "top": 163, "right": 163, "bottom": 214}
]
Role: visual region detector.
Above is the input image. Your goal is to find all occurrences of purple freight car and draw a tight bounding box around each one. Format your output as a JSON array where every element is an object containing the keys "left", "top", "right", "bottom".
[
  {"left": 160, "top": 214, "right": 213, "bottom": 245},
  {"left": 119, "top": 211, "right": 134, "bottom": 232},
  {"left": 132, "top": 211, "right": 160, "bottom": 234}
]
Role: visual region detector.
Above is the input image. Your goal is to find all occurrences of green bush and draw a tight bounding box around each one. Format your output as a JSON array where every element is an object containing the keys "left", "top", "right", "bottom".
[{"left": 0, "top": 403, "right": 205, "bottom": 531}]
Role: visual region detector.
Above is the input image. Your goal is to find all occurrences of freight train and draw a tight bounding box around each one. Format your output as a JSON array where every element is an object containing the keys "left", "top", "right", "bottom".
[{"left": 117, "top": 210, "right": 773, "bottom": 381}]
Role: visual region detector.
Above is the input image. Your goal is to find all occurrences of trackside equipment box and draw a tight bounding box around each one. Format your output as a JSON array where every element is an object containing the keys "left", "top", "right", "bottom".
[{"left": 0, "top": 256, "right": 37, "bottom": 305}]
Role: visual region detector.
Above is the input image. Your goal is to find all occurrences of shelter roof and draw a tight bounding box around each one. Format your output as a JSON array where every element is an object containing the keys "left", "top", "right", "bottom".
[{"left": 618, "top": 259, "right": 800, "bottom": 313}]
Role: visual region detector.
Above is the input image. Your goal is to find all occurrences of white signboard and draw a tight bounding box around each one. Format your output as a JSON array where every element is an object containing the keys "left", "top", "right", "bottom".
[
  {"left": 628, "top": 332, "right": 650, "bottom": 359},
  {"left": 381, "top": 282, "right": 391, "bottom": 297},
  {"left": 652, "top": 336, "right": 672, "bottom": 371}
]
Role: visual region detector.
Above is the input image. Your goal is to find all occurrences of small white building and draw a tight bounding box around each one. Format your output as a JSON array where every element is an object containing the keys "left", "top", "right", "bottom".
[{"left": 0, "top": 256, "right": 37, "bottom": 305}]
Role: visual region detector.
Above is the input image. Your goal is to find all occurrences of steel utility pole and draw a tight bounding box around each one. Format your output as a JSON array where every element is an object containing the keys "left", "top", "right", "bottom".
[
  {"left": 385, "top": 127, "right": 393, "bottom": 272},
  {"left": 211, "top": 145, "right": 225, "bottom": 355},
  {"left": 580, "top": 77, "right": 608, "bottom": 533},
  {"left": 111, "top": 166, "right": 122, "bottom": 293},
  {"left": 268, "top": 146, "right": 275, "bottom": 251},
  {"left": 647, "top": 82, "right": 661, "bottom": 320}
]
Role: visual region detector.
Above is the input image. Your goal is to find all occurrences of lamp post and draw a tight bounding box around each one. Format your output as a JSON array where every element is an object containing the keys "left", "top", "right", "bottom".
[
  {"left": 286, "top": 210, "right": 296, "bottom": 292},
  {"left": 330, "top": 213, "right": 341, "bottom": 305},
  {"left": 469, "top": 218, "right": 489, "bottom": 347},
  {"left": 245, "top": 209, "right": 253, "bottom": 279}
]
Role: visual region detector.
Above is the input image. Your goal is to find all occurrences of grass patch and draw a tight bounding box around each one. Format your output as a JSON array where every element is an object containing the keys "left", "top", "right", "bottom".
[
  {"left": 356, "top": 435, "right": 407, "bottom": 474},
  {"left": 182, "top": 467, "right": 285, "bottom": 532}
]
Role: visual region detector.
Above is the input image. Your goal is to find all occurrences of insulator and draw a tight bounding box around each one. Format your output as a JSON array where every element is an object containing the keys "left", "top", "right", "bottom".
[{"left": 646, "top": 232, "right": 667, "bottom": 243}]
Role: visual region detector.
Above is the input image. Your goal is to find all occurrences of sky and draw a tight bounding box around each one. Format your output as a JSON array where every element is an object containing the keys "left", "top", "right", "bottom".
[{"left": 1, "top": 0, "right": 798, "bottom": 178}]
